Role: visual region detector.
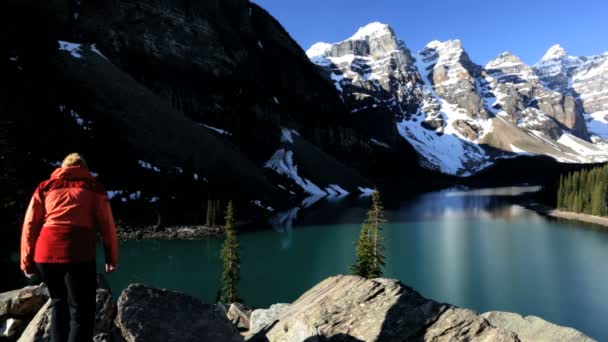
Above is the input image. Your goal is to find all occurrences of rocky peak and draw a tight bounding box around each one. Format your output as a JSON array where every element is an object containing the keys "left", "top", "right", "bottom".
[
  {"left": 323, "top": 22, "right": 403, "bottom": 59},
  {"left": 486, "top": 51, "right": 526, "bottom": 69},
  {"left": 541, "top": 44, "right": 568, "bottom": 61},
  {"left": 348, "top": 21, "right": 394, "bottom": 41},
  {"left": 486, "top": 51, "right": 537, "bottom": 84},
  {"left": 419, "top": 39, "right": 489, "bottom": 120}
]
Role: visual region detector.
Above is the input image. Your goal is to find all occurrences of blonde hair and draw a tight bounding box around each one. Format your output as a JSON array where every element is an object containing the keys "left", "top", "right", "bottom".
[{"left": 62, "top": 153, "right": 88, "bottom": 168}]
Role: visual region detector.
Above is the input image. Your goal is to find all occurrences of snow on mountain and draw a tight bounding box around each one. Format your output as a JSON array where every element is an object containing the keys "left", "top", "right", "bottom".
[
  {"left": 348, "top": 22, "right": 393, "bottom": 40},
  {"left": 307, "top": 23, "right": 608, "bottom": 175},
  {"left": 541, "top": 44, "right": 568, "bottom": 61},
  {"left": 534, "top": 45, "right": 608, "bottom": 142}
]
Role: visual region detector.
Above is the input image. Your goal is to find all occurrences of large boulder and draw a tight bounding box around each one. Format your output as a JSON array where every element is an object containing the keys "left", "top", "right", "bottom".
[
  {"left": 250, "top": 275, "right": 519, "bottom": 341},
  {"left": 482, "top": 311, "right": 596, "bottom": 342},
  {"left": 16, "top": 275, "right": 117, "bottom": 342},
  {"left": 248, "top": 303, "right": 291, "bottom": 336},
  {"left": 226, "top": 302, "right": 252, "bottom": 331},
  {"left": 0, "top": 284, "right": 49, "bottom": 318},
  {"left": 0, "top": 317, "right": 27, "bottom": 340},
  {"left": 115, "top": 284, "right": 243, "bottom": 342},
  {"left": 16, "top": 300, "right": 51, "bottom": 342}
]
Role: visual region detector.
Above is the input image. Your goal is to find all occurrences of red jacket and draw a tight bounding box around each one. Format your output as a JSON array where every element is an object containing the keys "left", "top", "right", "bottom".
[{"left": 20, "top": 166, "right": 118, "bottom": 273}]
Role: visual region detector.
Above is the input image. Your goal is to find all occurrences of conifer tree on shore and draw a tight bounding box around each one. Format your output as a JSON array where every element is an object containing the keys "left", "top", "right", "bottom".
[
  {"left": 557, "top": 165, "right": 608, "bottom": 216},
  {"left": 220, "top": 201, "right": 240, "bottom": 303},
  {"left": 351, "top": 190, "right": 386, "bottom": 279}
]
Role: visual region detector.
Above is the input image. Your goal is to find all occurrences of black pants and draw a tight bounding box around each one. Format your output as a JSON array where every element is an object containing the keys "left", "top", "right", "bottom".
[{"left": 36, "top": 262, "right": 96, "bottom": 342}]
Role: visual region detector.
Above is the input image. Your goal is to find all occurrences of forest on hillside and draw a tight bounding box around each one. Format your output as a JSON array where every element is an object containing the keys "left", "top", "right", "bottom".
[{"left": 557, "top": 164, "right": 608, "bottom": 216}]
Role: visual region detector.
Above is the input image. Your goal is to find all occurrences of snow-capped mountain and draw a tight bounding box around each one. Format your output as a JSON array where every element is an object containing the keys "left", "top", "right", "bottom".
[
  {"left": 307, "top": 22, "right": 608, "bottom": 176},
  {"left": 534, "top": 45, "right": 608, "bottom": 139}
]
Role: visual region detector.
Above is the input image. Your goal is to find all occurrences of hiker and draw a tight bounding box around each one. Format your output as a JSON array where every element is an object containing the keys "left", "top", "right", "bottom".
[{"left": 20, "top": 153, "right": 118, "bottom": 342}]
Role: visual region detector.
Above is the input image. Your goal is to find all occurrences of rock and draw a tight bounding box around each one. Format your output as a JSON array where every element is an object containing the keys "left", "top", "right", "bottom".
[
  {"left": 94, "top": 288, "right": 116, "bottom": 338},
  {"left": 115, "top": 284, "right": 243, "bottom": 342},
  {"left": 248, "top": 304, "right": 291, "bottom": 336},
  {"left": 16, "top": 275, "right": 116, "bottom": 342},
  {"left": 16, "top": 300, "right": 51, "bottom": 342},
  {"left": 226, "top": 303, "right": 252, "bottom": 331},
  {"left": 0, "top": 284, "right": 49, "bottom": 318},
  {"left": 0, "top": 317, "right": 27, "bottom": 339},
  {"left": 251, "top": 275, "right": 518, "bottom": 341},
  {"left": 482, "top": 311, "right": 596, "bottom": 342}
]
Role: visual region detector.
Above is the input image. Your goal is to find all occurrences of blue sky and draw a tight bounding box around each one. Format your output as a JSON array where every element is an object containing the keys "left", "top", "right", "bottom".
[{"left": 253, "top": 0, "right": 608, "bottom": 65}]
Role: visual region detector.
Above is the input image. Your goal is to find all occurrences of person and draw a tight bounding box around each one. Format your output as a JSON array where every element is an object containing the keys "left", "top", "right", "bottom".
[{"left": 20, "top": 153, "right": 118, "bottom": 342}]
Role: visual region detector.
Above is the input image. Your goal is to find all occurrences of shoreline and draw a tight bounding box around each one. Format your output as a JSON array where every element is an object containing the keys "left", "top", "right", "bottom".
[
  {"left": 521, "top": 201, "right": 608, "bottom": 228},
  {"left": 117, "top": 225, "right": 225, "bottom": 240}
]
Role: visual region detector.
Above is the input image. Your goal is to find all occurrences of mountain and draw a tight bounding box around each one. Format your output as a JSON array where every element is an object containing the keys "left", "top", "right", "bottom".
[
  {"left": 307, "top": 22, "right": 608, "bottom": 176},
  {"left": 2, "top": 0, "right": 380, "bottom": 225},
  {"left": 533, "top": 44, "right": 608, "bottom": 139}
]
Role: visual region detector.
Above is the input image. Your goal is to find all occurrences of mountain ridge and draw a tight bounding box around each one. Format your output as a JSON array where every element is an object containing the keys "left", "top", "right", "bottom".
[{"left": 307, "top": 22, "right": 608, "bottom": 176}]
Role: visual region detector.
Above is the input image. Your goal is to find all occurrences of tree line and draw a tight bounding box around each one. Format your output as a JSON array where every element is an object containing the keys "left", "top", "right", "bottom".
[{"left": 557, "top": 164, "right": 608, "bottom": 216}]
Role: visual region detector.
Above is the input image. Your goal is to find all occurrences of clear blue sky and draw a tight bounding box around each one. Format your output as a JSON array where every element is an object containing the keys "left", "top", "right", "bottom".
[{"left": 253, "top": 0, "right": 608, "bottom": 65}]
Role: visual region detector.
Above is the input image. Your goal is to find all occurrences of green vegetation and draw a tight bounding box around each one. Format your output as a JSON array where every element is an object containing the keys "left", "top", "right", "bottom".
[
  {"left": 351, "top": 190, "right": 386, "bottom": 279},
  {"left": 220, "top": 201, "right": 241, "bottom": 303},
  {"left": 557, "top": 165, "right": 608, "bottom": 216}
]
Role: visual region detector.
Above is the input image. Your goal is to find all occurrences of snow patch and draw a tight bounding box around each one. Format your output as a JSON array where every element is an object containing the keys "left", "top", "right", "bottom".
[
  {"left": 58, "top": 41, "right": 82, "bottom": 59},
  {"left": 252, "top": 200, "right": 274, "bottom": 212},
  {"left": 541, "top": 44, "right": 567, "bottom": 61},
  {"left": 348, "top": 22, "right": 392, "bottom": 41},
  {"left": 202, "top": 124, "right": 232, "bottom": 135},
  {"left": 106, "top": 190, "right": 124, "bottom": 199},
  {"left": 129, "top": 191, "right": 142, "bottom": 200},
  {"left": 306, "top": 42, "right": 331, "bottom": 58},
  {"left": 281, "top": 128, "right": 299, "bottom": 144},
  {"left": 370, "top": 138, "right": 390, "bottom": 148},
  {"left": 358, "top": 187, "right": 375, "bottom": 196},
  {"left": 91, "top": 44, "right": 108, "bottom": 60},
  {"left": 138, "top": 160, "right": 161, "bottom": 172},
  {"left": 264, "top": 149, "right": 325, "bottom": 195}
]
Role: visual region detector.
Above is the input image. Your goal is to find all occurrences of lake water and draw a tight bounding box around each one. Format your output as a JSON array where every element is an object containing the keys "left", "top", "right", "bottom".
[{"left": 97, "top": 187, "right": 608, "bottom": 340}]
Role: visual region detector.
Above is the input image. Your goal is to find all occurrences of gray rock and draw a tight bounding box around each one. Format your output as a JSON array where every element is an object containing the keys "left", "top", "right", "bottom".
[
  {"left": 0, "top": 284, "right": 49, "bottom": 318},
  {"left": 227, "top": 303, "right": 252, "bottom": 330},
  {"left": 115, "top": 284, "right": 243, "bottom": 342},
  {"left": 16, "top": 300, "right": 51, "bottom": 342},
  {"left": 16, "top": 275, "right": 116, "bottom": 342},
  {"left": 482, "top": 311, "right": 596, "bottom": 342},
  {"left": 251, "top": 275, "right": 518, "bottom": 341},
  {"left": 248, "top": 303, "right": 290, "bottom": 336},
  {"left": 0, "top": 317, "right": 27, "bottom": 339}
]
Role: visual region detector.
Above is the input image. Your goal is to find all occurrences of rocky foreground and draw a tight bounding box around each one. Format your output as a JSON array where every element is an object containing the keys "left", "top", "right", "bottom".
[{"left": 0, "top": 275, "right": 595, "bottom": 342}]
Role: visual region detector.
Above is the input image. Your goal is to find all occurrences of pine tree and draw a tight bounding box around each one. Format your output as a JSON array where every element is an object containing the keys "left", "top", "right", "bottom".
[
  {"left": 557, "top": 175, "right": 564, "bottom": 209},
  {"left": 351, "top": 221, "right": 372, "bottom": 277},
  {"left": 351, "top": 190, "right": 386, "bottom": 279},
  {"left": 220, "top": 201, "right": 240, "bottom": 303},
  {"left": 591, "top": 183, "right": 603, "bottom": 216}
]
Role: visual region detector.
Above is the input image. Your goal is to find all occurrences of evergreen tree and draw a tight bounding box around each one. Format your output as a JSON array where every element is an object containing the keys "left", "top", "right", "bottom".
[
  {"left": 220, "top": 201, "right": 240, "bottom": 303},
  {"left": 557, "top": 175, "right": 564, "bottom": 209},
  {"left": 351, "top": 190, "right": 386, "bottom": 279}
]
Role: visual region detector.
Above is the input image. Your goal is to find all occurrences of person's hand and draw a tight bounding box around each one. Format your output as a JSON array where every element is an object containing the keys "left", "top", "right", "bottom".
[
  {"left": 23, "top": 270, "right": 36, "bottom": 279},
  {"left": 105, "top": 264, "right": 116, "bottom": 274}
]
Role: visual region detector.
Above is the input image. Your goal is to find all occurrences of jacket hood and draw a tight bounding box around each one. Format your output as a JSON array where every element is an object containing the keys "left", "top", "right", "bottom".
[{"left": 50, "top": 166, "right": 95, "bottom": 180}]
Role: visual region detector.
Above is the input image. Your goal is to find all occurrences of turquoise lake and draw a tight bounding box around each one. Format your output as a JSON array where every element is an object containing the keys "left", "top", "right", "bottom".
[{"left": 97, "top": 187, "right": 608, "bottom": 340}]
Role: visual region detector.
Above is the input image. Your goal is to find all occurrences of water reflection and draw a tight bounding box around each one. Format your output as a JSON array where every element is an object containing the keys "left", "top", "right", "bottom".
[{"left": 106, "top": 187, "right": 608, "bottom": 340}]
